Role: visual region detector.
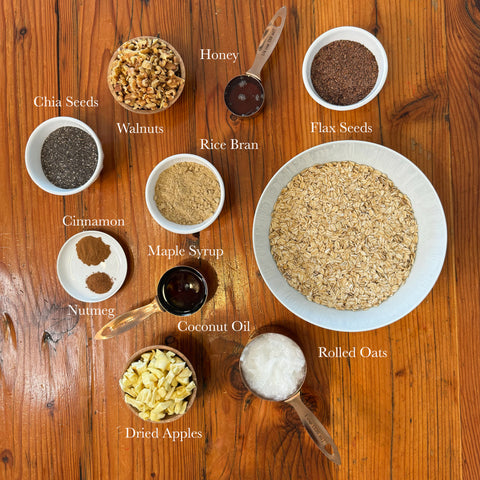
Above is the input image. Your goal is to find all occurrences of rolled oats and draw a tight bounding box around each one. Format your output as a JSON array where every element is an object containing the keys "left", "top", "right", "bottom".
[{"left": 269, "top": 161, "right": 418, "bottom": 310}]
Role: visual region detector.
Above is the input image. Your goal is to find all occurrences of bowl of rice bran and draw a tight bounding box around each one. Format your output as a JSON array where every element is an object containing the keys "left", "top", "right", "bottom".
[{"left": 145, "top": 153, "right": 225, "bottom": 234}]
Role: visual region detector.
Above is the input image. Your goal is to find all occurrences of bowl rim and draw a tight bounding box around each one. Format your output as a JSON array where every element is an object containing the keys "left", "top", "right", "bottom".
[
  {"left": 302, "top": 26, "right": 388, "bottom": 111},
  {"left": 145, "top": 153, "right": 225, "bottom": 234},
  {"left": 121, "top": 345, "right": 198, "bottom": 423},
  {"left": 252, "top": 140, "right": 448, "bottom": 332},
  {"left": 107, "top": 35, "right": 186, "bottom": 114},
  {"left": 25, "top": 116, "right": 104, "bottom": 196}
]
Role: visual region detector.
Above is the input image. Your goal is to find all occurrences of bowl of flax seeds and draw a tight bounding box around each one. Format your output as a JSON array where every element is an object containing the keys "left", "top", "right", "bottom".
[{"left": 302, "top": 26, "right": 388, "bottom": 111}]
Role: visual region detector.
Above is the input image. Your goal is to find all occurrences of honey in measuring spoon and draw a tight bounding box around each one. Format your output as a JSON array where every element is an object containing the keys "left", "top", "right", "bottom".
[
  {"left": 224, "top": 6, "right": 287, "bottom": 118},
  {"left": 224, "top": 75, "right": 265, "bottom": 117}
]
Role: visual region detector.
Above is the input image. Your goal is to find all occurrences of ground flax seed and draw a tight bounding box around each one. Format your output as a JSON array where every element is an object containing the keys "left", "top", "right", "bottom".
[
  {"left": 310, "top": 40, "right": 379, "bottom": 106},
  {"left": 154, "top": 162, "right": 220, "bottom": 225}
]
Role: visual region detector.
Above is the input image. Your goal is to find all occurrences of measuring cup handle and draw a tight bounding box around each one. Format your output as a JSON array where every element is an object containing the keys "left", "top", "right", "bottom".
[
  {"left": 247, "top": 6, "right": 287, "bottom": 79},
  {"left": 287, "top": 394, "right": 342, "bottom": 465},
  {"left": 94, "top": 299, "right": 162, "bottom": 340}
]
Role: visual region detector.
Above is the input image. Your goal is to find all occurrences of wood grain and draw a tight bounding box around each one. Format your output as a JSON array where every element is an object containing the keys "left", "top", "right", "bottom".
[
  {"left": 0, "top": 0, "right": 477, "bottom": 479},
  {"left": 446, "top": 0, "right": 480, "bottom": 479}
]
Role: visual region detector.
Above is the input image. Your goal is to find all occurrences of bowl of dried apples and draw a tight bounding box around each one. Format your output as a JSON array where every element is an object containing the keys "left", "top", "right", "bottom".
[{"left": 119, "top": 345, "right": 197, "bottom": 423}]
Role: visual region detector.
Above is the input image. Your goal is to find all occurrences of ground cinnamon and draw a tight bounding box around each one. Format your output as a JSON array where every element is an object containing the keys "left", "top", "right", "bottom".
[
  {"left": 86, "top": 272, "right": 114, "bottom": 294},
  {"left": 76, "top": 235, "right": 111, "bottom": 266}
]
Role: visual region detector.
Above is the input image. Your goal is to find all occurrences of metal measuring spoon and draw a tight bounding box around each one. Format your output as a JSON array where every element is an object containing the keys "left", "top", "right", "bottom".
[
  {"left": 239, "top": 333, "right": 341, "bottom": 464},
  {"left": 224, "top": 6, "right": 287, "bottom": 117},
  {"left": 94, "top": 266, "right": 207, "bottom": 340}
]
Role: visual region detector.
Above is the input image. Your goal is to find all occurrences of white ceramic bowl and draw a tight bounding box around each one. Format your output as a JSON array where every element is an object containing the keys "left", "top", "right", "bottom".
[
  {"left": 145, "top": 154, "right": 225, "bottom": 234},
  {"left": 253, "top": 141, "right": 447, "bottom": 332},
  {"left": 302, "top": 26, "right": 388, "bottom": 111},
  {"left": 25, "top": 116, "right": 104, "bottom": 195}
]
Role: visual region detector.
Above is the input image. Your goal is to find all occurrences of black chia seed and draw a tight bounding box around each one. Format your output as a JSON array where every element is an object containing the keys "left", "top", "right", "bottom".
[
  {"left": 310, "top": 40, "right": 379, "bottom": 106},
  {"left": 41, "top": 126, "right": 98, "bottom": 189}
]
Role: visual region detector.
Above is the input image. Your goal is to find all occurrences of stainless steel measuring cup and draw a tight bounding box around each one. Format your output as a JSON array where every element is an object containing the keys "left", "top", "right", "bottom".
[
  {"left": 239, "top": 332, "right": 341, "bottom": 464},
  {"left": 94, "top": 265, "right": 207, "bottom": 340},
  {"left": 224, "top": 6, "right": 287, "bottom": 117}
]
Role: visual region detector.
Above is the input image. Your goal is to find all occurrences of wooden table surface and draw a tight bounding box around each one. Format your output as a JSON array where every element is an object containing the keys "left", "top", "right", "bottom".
[{"left": 1, "top": 0, "right": 479, "bottom": 478}]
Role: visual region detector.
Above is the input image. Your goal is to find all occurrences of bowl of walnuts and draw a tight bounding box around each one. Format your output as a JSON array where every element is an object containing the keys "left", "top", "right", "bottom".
[{"left": 107, "top": 36, "right": 186, "bottom": 114}]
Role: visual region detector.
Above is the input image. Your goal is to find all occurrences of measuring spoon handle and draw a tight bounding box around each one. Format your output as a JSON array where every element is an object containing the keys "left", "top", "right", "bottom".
[
  {"left": 247, "top": 6, "right": 287, "bottom": 79},
  {"left": 94, "top": 298, "right": 162, "bottom": 340},
  {"left": 287, "top": 393, "right": 342, "bottom": 465}
]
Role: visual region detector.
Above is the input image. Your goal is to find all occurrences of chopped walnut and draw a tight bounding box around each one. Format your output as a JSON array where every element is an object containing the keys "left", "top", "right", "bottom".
[{"left": 108, "top": 37, "right": 185, "bottom": 111}]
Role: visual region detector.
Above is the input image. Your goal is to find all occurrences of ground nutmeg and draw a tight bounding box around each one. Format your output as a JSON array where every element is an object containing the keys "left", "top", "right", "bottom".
[{"left": 86, "top": 272, "right": 114, "bottom": 294}]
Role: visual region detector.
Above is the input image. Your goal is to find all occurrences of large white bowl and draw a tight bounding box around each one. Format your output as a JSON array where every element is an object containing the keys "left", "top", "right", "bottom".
[
  {"left": 253, "top": 141, "right": 447, "bottom": 332},
  {"left": 145, "top": 154, "right": 225, "bottom": 234},
  {"left": 25, "top": 116, "right": 104, "bottom": 195},
  {"left": 302, "top": 26, "right": 388, "bottom": 111}
]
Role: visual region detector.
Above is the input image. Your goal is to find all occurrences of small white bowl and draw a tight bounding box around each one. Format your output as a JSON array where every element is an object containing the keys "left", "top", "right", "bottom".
[
  {"left": 302, "top": 26, "right": 388, "bottom": 111},
  {"left": 25, "top": 116, "right": 104, "bottom": 195},
  {"left": 145, "top": 154, "right": 225, "bottom": 234}
]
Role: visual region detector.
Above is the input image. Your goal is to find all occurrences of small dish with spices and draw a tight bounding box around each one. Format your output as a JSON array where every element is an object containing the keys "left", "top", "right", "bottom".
[
  {"left": 25, "top": 116, "right": 104, "bottom": 195},
  {"left": 302, "top": 26, "right": 388, "bottom": 111},
  {"left": 145, "top": 153, "right": 225, "bottom": 234},
  {"left": 56, "top": 230, "right": 128, "bottom": 303}
]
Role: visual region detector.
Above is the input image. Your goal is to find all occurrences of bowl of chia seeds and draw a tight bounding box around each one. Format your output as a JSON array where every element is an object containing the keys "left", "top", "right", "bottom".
[
  {"left": 302, "top": 26, "right": 388, "bottom": 111},
  {"left": 25, "top": 116, "right": 104, "bottom": 195}
]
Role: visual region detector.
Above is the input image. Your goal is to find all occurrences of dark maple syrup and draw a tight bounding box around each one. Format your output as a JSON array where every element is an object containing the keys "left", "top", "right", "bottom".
[{"left": 158, "top": 266, "right": 207, "bottom": 315}]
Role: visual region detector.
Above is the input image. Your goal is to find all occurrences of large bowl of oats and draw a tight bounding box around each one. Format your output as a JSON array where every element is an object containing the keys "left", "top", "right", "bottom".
[
  {"left": 253, "top": 141, "right": 447, "bottom": 332},
  {"left": 107, "top": 36, "right": 185, "bottom": 113}
]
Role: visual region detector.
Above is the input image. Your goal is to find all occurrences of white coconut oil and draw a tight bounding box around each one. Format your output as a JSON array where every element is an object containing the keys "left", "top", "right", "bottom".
[{"left": 239, "top": 333, "right": 306, "bottom": 401}]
